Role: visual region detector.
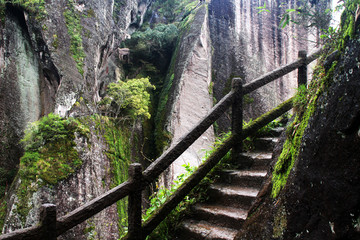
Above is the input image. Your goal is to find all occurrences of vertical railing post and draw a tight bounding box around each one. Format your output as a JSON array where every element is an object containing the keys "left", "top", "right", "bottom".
[
  {"left": 40, "top": 203, "right": 57, "bottom": 240},
  {"left": 231, "top": 78, "right": 243, "bottom": 164},
  {"left": 298, "top": 50, "right": 307, "bottom": 86},
  {"left": 128, "top": 163, "right": 143, "bottom": 240}
]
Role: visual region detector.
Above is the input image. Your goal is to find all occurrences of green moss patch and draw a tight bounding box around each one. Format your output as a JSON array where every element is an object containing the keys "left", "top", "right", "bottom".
[
  {"left": 63, "top": 0, "right": 86, "bottom": 76},
  {"left": 15, "top": 113, "right": 89, "bottom": 223},
  {"left": 92, "top": 115, "right": 132, "bottom": 237},
  {"left": 271, "top": 61, "right": 337, "bottom": 198}
]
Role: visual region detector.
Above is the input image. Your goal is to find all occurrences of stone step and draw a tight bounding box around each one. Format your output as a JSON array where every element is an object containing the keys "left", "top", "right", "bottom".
[
  {"left": 256, "top": 127, "right": 285, "bottom": 138},
  {"left": 191, "top": 203, "right": 247, "bottom": 229},
  {"left": 218, "top": 169, "right": 267, "bottom": 188},
  {"left": 239, "top": 151, "right": 273, "bottom": 170},
  {"left": 179, "top": 219, "right": 238, "bottom": 240},
  {"left": 208, "top": 184, "right": 259, "bottom": 209},
  {"left": 253, "top": 137, "right": 279, "bottom": 151}
]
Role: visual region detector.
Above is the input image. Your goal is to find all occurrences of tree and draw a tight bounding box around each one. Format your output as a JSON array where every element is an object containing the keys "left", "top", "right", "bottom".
[{"left": 100, "top": 78, "right": 155, "bottom": 120}]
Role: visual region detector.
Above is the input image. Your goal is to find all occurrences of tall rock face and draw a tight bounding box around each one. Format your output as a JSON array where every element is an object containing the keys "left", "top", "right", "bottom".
[
  {"left": 280, "top": 37, "right": 360, "bottom": 240},
  {"left": 159, "top": 0, "right": 326, "bottom": 185},
  {"left": 158, "top": 0, "right": 327, "bottom": 185},
  {"left": 0, "top": 0, "right": 150, "bottom": 173},
  {"left": 0, "top": 0, "right": 150, "bottom": 238},
  {"left": 161, "top": 5, "right": 215, "bottom": 186},
  {"left": 209, "top": 0, "right": 322, "bottom": 131},
  {"left": 0, "top": 6, "right": 42, "bottom": 176},
  {"left": 235, "top": 9, "right": 360, "bottom": 240}
]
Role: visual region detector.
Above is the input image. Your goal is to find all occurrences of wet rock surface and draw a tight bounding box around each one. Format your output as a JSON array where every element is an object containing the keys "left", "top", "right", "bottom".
[
  {"left": 236, "top": 22, "right": 360, "bottom": 240},
  {"left": 0, "top": 0, "right": 148, "bottom": 237},
  {"left": 162, "top": 5, "right": 215, "bottom": 186},
  {"left": 209, "top": 0, "right": 320, "bottom": 132}
]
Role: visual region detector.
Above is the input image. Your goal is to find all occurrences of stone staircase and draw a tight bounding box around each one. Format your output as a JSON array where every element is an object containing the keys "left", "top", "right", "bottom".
[{"left": 176, "top": 127, "right": 284, "bottom": 240}]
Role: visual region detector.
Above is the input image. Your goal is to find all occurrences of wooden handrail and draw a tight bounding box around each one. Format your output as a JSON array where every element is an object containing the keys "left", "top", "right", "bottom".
[
  {"left": 56, "top": 181, "right": 135, "bottom": 235},
  {"left": 0, "top": 225, "right": 41, "bottom": 240},
  {"left": 140, "top": 97, "right": 294, "bottom": 237},
  {"left": 0, "top": 49, "right": 321, "bottom": 239},
  {"left": 243, "top": 49, "right": 323, "bottom": 94},
  {"left": 143, "top": 90, "right": 235, "bottom": 182}
]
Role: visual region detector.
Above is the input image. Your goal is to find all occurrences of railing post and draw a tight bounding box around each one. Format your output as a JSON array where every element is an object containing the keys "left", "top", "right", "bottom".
[
  {"left": 231, "top": 78, "right": 243, "bottom": 164},
  {"left": 40, "top": 203, "right": 57, "bottom": 240},
  {"left": 128, "top": 163, "right": 143, "bottom": 240},
  {"left": 298, "top": 50, "right": 307, "bottom": 86}
]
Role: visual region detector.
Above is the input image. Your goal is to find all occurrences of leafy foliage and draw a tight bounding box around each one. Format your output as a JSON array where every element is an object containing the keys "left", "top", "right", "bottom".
[
  {"left": 278, "top": 0, "right": 332, "bottom": 29},
  {"left": 63, "top": 0, "right": 86, "bottom": 76},
  {"left": 143, "top": 132, "right": 232, "bottom": 239},
  {"left": 99, "top": 78, "right": 155, "bottom": 120},
  {"left": 143, "top": 163, "right": 202, "bottom": 240},
  {"left": 256, "top": 2, "right": 271, "bottom": 14},
  {"left": 2, "top": 0, "right": 47, "bottom": 20},
  {"left": 125, "top": 24, "right": 178, "bottom": 66}
]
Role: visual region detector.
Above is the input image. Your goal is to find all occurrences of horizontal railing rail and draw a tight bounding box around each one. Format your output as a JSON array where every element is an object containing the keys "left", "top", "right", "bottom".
[
  {"left": 0, "top": 49, "right": 322, "bottom": 240},
  {"left": 140, "top": 97, "right": 294, "bottom": 237}
]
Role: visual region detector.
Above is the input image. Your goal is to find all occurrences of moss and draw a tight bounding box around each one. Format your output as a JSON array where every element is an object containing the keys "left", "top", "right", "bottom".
[
  {"left": 63, "top": 0, "right": 86, "bottom": 76},
  {"left": 273, "top": 205, "right": 287, "bottom": 239},
  {"left": 271, "top": 61, "right": 338, "bottom": 198},
  {"left": 337, "top": 0, "right": 360, "bottom": 50},
  {"left": 0, "top": 3, "right": 5, "bottom": 24},
  {"left": 52, "top": 34, "right": 58, "bottom": 49},
  {"left": 92, "top": 115, "right": 132, "bottom": 237},
  {"left": 0, "top": 198, "right": 7, "bottom": 231},
  {"left": 15, "top": 113, "right": 89, "bottom": 224},
  {"left": 84, "top": 220, "right": 97, "bottom": 240},
  {"left": 14, "top": 176, "right": 36, "bottom": 225},
  {"left": 86, "top": 8, "right": 96, "bottom": 18},
  {"left": 154, "top": 71, "right": 174, "bottom": 154},
  {"left": 113, "top": 0, "right": 126, "bottom": 22},
  {"left": 243, "top": 94, "right": 254, "bottom": 105}
]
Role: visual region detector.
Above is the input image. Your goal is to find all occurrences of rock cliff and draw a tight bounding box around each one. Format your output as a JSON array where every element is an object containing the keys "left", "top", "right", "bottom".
[
  {"left": 209, "top": 0, "right": 324, "bottom": 131},
  {"left": 235, "top": 4, "right": 360, "bottom": 239},
  {"left": 0, "top": 0, "right": 150, "bottom": 238},
  {"left": 159, "top": 0, "right": 325, "bottom": 186},
  {"left": 160, "top": 5, "right": 215, "bottom": 186}
]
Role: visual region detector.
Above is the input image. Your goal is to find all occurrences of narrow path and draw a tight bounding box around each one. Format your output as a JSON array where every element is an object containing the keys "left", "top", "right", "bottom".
[{"left": 176, "top": 127, "right": 284, "bottom": 239}]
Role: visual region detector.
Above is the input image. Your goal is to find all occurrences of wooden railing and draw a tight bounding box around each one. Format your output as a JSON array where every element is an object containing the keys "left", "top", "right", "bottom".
[{"left": 0, "top": 49, "right": 323, "bottom": 240}]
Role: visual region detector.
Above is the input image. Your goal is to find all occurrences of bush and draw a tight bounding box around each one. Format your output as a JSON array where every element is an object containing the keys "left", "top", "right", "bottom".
[
  {"left": 125, "top": 24, "right": 178, "bottom": 63},
  {"left": 99, "top": 78, "right": 155, "bottom": 120}
]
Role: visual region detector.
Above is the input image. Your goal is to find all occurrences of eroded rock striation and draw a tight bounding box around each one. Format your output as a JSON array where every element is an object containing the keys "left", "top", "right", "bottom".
[
  {"left": 235, "top": 9, "right": 360, "bottom": 240},
  {"left": 161, "top": 5, "right": 215, "bottom": 186},
  {"left": 209, "top": 0, "right": 323, "bottom": 131},
  {"left": 0, "top": 0, "right": 150, "bottom": 238}
]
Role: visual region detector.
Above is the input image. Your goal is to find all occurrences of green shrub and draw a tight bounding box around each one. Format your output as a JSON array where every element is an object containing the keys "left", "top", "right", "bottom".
[
  {"left": 8, "top": 0, "right": 47, "bottom": 20},
  {"left": 99, "top": 78, "right": 155, "bottom": 120},
  {"left": 125, "top": 24, "right": 178, "bottom": 63}
]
